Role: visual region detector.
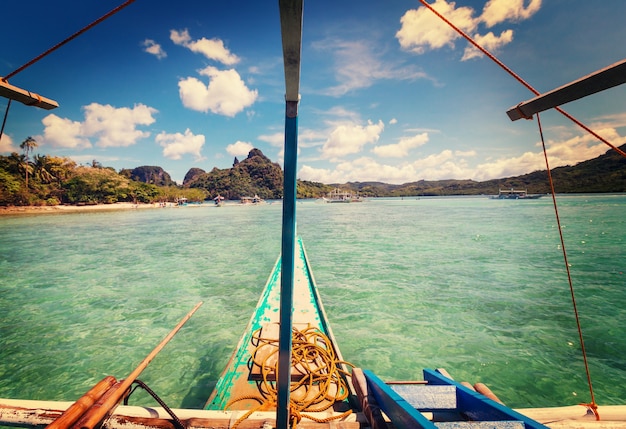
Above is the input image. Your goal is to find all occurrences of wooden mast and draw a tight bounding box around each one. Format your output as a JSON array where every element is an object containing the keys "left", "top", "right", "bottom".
[
  {"left": 506, "top": 58, "right": 626, "bottom": 121},
  {"left": 277, "top": 0, "right": 303, "bottom": 428}
]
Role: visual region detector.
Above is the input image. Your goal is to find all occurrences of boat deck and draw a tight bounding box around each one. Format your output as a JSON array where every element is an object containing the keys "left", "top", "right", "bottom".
[{"left": 205, "top": 238, "right": 351, "bottom": 418}]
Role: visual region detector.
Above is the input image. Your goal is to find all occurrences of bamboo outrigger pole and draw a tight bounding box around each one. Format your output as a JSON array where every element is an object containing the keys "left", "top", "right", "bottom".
[
  {"left": 277, "top": 0, "right": 303, "bottom": 428},
  {"left": 45, "top": 377, "right": 117, "bottom": 429},
  {"left": 49, "top": 301, "right": 203, "bottom": 429},
  {"left": 506, "top": 58, "right": 626, "bottom": 121}
]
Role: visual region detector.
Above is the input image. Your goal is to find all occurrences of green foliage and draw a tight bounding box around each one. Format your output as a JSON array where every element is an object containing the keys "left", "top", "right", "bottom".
[
  {"left": 296, "top": 180, "right": 332, "bottom": 198},
  {"left": 125, "top": 166, "right": 175, "bottom": 186},
  {"left": 187, "top": 149, "right": 284, "bottom": 199},
  {"left": 63, "top": 167, "right": 131, "bottom": 204},
  {"left": 183, "top": 167, "right": 206, "bottom": 185},
  {"left": 0, "top": 168, "right": 25, "bottom": 205}
]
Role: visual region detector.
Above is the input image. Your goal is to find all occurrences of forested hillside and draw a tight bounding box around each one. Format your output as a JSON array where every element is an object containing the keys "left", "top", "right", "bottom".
[{"left": 2, "top": 143, "right": 625, "bottom": 207}]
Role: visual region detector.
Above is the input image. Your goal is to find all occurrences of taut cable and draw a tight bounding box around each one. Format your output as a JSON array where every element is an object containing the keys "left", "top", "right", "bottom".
[
  {"left": 417, "top": 0, "right": 626, "bottom": 159},
  {"left": 537, "top": 113, "right": 599, "bottom": 420},
  {"left": 3, "top": 0, "right": 136, "bottom": 82}
]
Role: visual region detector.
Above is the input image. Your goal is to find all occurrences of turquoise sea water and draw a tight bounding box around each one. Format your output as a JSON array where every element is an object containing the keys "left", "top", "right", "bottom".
[{"left": 0, "top": 195, "right": 625, "bottom": 411}]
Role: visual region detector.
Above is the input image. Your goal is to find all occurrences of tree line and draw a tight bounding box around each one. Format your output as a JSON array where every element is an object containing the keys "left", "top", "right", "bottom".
[
  {"left": 2, "top": 137, "right": 625, "bottom": 207},
  {"left": 0, "top": 137, "right": 206, "bottom": 206}
]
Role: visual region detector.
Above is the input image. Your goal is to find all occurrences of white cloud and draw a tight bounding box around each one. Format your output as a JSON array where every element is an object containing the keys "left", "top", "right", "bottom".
[
  {"left": 299, "top": 157, "right": 418, "bottom": 184},
  {"left": 142, "top": 39, "right": 167, "bottom": 59},
  {"left": 41, "top": 103, "right": 157, "bottom": 149},
  {"left": 473, "top": 131, "right": 624, "bottom": 181},
  {"left": 155, "top": 129, "right": 205, "bottom": 160},
  {"left": 41, "top": 114, "right": 91, "bottom": 149},
  {"left": 461, "top": 29, "right": 513, "bottom": 60},
  {"left": 178, "top": 66, "right": 258, "bottom": 116},
  {"left": 170, "top": 29, "right": 239, "bottom": 65},
  {"left": 396, "top": 0, "right": 478, "bottom": 54},
  {"left": 226, "top": 141, "right": 254, "bottom": 157},
  {"left": 321, "top": 120, "right": 385, "bottom": 159},
  {"left": 299, "top": 121, "right": 623, "bottom": 184},
  {"left": 299, "top": 150, "right": 473, "bottom": 184},
  {"left": 481, "top": 0, "right": 542, "bottom": 28},
  {"left": 258, "top": 132, "right": 284, "bottom": 147},
  {"left": 81, "top": 103, "right": 157, "bottom": 148},
  {"left": 389, "top": 118, "right": 398, "bottom": 125},
  {"left": 372, "top": 132, "right": 429, "bottom": 158},
  {"left": 313, "top": 39, "right": 428, "bottom": 96},
  {"left": 461, "top": 30, "right": 513, "bottom": 61},
  {"left": 396, "top": 0, "right": 540, "bottom": 59},
  {"left": 0, "top": 133, "right": 15, "bottom": 153}
]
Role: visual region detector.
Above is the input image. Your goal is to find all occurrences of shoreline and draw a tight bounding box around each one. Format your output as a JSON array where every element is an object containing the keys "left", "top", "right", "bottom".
[{"left": 0, "top": 202, "right": 163, "bottom": 216}]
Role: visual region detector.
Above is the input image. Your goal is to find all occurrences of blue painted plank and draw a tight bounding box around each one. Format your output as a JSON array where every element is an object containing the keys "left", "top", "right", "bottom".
[
  {"left": 364, "top": 370, "right": 437, "bottom": 429},
  {"left": 391, "top": 384, "right": 457, "bottom": 411},
  {"left": 423, "top": 370, "right": 549, "bottom": 429}
]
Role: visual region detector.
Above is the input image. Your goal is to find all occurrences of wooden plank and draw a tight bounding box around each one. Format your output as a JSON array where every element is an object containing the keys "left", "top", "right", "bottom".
[
  {"left": 0, "top": 79, "right": 58, "bottom": 110},
  {"left": 0, "top": 402, "right": 362, "bottom": 427},
  {"left": 391, "top": 384, "right": 457, "bottom": 411},
  {"left": 363, "top": 369, "right": 437, "bottom": 429},
  {"left": 423, "top": 370, "right": 549, "bottom": 429},
  {"left": 351, "top": 368, "right": 389, "bottom": 429},
  {"left": 435, "top": 422, "right": 524, "bottom": 429},
  {"left": 506, "top": 58, "right": 626, "bottom": 121}
]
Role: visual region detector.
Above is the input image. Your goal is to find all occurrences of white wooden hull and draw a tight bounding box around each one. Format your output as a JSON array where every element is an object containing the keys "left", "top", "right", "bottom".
[{"left": 2, "top": 398, "right": 626, "bottom": 428}]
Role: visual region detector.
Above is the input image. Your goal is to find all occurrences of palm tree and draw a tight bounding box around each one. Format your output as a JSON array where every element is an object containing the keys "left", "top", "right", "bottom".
[
  {"left": 33, "top": 154, "right": 56, "bottom": 184},
  {"left": 19, "top": 136, "right": 38, "bottom": 188}
]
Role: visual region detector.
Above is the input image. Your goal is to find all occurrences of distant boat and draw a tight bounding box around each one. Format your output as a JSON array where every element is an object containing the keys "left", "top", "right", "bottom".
[
  {"left": 240, "top": 194, "right": 265, "bottom": 205},
  {"left": 213, "top": 195, "right": 225, "bottom": 207},
  {"left": 321, "top": 188, "right": 363, "bottom": 203},
  {"left": 490, "top": 188, "right": 543, "bottom": 200},
  {"left": 176, "top": 197, "right": 188, "bottom": 206}
]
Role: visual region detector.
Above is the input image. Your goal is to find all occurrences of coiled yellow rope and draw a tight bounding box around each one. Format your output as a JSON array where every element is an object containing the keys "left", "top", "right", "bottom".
[{"left": 226, "top": 325, "right": 354, "bottom": 428}]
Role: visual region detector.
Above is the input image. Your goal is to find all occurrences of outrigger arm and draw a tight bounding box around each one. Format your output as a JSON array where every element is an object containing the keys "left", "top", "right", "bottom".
[
  {"left": 507, "top": 58, "right": 626, "bottom": 121},
  {"left": 277, "top": 1, "right": 303, "bottom": 428},
  {"left": 0, "top": 79, "right": 58, "bottom": 110}
]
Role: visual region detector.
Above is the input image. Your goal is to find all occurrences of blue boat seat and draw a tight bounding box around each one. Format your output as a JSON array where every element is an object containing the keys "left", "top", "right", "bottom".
[{"left": 391, "top": 384, "right": 457, "bottom": 411}]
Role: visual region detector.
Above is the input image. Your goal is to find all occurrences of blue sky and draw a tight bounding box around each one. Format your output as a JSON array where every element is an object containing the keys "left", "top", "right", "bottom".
[{"left": 1, "top": 0, "right": 625, "bottom": 184}]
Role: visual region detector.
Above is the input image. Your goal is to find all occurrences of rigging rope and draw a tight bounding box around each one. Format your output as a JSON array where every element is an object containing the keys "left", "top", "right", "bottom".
[
  {"left": 124, "top": 379, "right": 186, "bottom": 429},
  {"left": 535, "top": 114, "right": 599, "bottom": 420},
  {"left": 226, "top": 325, "right": 354, "bottom": 429},
  {"left": 0, "top": 99, "right": 11, "bottom": 143},
  {"left": 2, "top": 0, "right": 136, "bottom": 82},
  {"left": 417, "top": 0, "right": 602, "bottom": 417},
  {"left": 417, "top": 0, "right": 626, "bottom": 159}
]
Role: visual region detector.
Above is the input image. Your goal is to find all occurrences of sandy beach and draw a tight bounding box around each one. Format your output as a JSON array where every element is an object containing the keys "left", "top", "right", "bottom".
[{"left": 0, "top": 202, "right": 162, "bottom": 216}]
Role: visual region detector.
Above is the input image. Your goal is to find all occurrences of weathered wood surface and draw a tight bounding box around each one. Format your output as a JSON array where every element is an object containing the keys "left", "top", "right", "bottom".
[
  {"left": 0, "top": 401, "right": 363, "bottom": 429},
  {"left": 0, "top": 79, "right": 59, "bottom": 109},
  {"left": 4, "top": 398, "right": 626, "bottom": 428},
  {"left": 506, "top": 59, "right": 626, "bottom": 121},
  {"left": 279, "top": 0, "right": 303, "bottom": 102},
  {"left": 46, "top": 376, "right": 117, "bottom": 429},
  {"left": 205, "top": 238, "right": 353, "bottom": 418}
]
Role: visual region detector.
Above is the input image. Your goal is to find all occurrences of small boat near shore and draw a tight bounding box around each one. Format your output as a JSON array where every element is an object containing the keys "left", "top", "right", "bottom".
[
  {"left": 490, "top": 188, "right": 543, "bottom": 200},
  {"left": 320, "top": 188, "right": 363, "bottom": 203},
  {"left": 240, "top": 194, "right": 265, "bottom": 205}
]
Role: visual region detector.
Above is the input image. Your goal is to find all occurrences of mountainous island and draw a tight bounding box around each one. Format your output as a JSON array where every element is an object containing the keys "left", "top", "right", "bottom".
[{"left": 1, "top": 145, "right": 626, "bottom": 207}]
